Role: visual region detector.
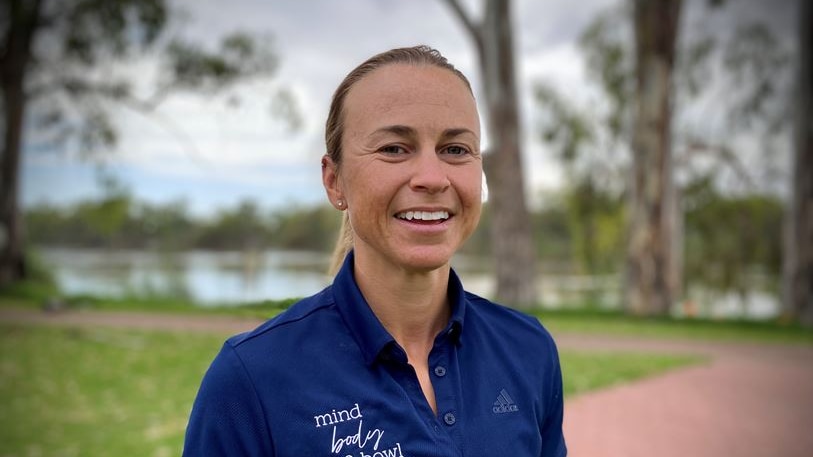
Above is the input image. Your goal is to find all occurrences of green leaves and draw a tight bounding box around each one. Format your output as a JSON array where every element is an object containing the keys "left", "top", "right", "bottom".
[
  {"left": 534, "top": 82, "right": 595, "bottom": 165},
  {"left": 164, "top": 32, "right": 279, "bottom": 94},
  {"left": 61, "top": 0, "right": 169, "bottom": 64},
  {"left": 722, "top": 23, "right": 790, "bottom": 133},
  {"left": 13, "top": 0, "right": 298, "bottom": 163},
  {"left": 677, "top": 36, "right": 715, "bottom": 98},
  {"left": 578, "top": 5, "right": 633, "bottom": 141},
  {"left": 683, "top": 177, "right": 783, "bottom": 294}
]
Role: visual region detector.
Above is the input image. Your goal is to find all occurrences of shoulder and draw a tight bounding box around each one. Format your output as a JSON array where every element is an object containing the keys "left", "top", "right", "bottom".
[
  {"left": 224, "top": 286, "right": 341, "bottom": 358},
  {"left": 463, "top": 291, "right": 558, "bottom": 350}
]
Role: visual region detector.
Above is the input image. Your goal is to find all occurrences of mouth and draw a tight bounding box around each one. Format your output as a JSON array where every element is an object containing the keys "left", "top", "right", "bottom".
[{"left": 394, "top": 210, "right": 451, "bottom": 224}]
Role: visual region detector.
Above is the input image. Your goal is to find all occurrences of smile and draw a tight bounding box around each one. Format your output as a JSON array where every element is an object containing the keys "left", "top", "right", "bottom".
[{"left": 395, "top": 210, "right": 450, "bottom": 221}]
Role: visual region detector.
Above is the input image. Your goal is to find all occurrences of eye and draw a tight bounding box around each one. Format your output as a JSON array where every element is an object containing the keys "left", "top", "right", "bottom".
[
  {"left": 441, "top": 145, "right": 471, "bottom": 156},
  {"left": 379, "top": 144, "right": 408, "bottom": 155}
]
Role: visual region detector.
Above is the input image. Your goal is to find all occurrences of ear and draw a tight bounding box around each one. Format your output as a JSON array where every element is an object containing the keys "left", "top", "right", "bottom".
[{"left": 322, "top": 155, "right": 344, "bottom": 210}]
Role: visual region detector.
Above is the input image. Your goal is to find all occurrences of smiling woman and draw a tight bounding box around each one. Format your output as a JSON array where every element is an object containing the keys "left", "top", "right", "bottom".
[
  {"left": 323, "top": 62, "right": 482, "bottom": 277},
  {"left": 183, "top": 46, "right": 567, "bottom": 457}
]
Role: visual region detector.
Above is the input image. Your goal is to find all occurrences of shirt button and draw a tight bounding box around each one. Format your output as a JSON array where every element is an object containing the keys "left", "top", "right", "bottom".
[
  {"left": 433, "top": 366, "right": 447, "bottom": 377},
  {"left": 443, "top": 412, "right": 456, "bottom": 426}
]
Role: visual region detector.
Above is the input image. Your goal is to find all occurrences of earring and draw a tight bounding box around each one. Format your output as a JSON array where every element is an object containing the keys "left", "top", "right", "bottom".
[{"left": 337, "top": 199, "right": 344, "bottom": 208}]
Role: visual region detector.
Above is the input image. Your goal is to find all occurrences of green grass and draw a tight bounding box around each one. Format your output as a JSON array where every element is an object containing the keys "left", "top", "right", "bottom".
[
  {"left": 560, "top": 351, "right": 704, "bottom": 397},
  {"left": 0, "top": 325, "right": 225, "bottom": 457},
  {"left": 0, "top": 291, "right": 294, "bottom": 319},
  {"left": 5, "top": 288, "right": 812, "bottom": 344},
  {"left": 0, "top": 324, "right": 702, "bottom": 457},
  {"left": 534, "top": 309, "right": 813, "bottom": 344}
]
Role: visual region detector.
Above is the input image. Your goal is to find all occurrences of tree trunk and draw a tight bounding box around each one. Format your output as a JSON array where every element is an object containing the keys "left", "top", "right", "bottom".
[
  {"left": 478, "top": 0, "right": 538, "bottom": 307},
  {"left": 625, "top": 0, "right": 682, "bottom": 316},
  {"left": 0, "top": 0, "right": 41, "bottom": 287},
  {"left": 443, "top": 0, "right": 538, "bottom": 308},
  {"left": 783, "top": 0, "right": 813, "bottom": 327}
]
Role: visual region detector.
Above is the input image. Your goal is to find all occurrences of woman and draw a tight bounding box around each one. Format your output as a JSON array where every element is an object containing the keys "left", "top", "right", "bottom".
[{"left": 183, "top": 45, "right": 566, "bottom": 457}]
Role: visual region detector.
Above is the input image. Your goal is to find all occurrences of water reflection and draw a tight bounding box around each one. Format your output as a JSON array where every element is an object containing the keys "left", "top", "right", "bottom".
[
  {"left": 41, "top": 248, "right": 331, "bottom": 306},
  {"left": 38, "top": 248, "right": 780, "bottom": 319}
]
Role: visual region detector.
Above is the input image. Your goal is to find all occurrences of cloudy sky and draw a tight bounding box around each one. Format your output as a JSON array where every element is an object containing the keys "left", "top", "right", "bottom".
[{"left": 21, "top": 0, "right": 797, "bottom": 216}]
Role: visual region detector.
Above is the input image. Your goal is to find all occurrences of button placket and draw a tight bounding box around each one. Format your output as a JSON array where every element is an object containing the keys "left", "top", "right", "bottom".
[{"left": 429, "top": 336, "right": 464, "bottom": 450}]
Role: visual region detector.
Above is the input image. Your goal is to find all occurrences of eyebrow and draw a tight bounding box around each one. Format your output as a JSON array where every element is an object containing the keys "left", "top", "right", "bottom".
[
  {"left": 370, "top": 125, "right": 417, "bottom": 139},
  {"left": 368, "top": 125, "right": 477, "bottom": 140}
]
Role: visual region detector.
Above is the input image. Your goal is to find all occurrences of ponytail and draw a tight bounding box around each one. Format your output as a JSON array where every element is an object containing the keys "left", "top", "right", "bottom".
[{"left": 328, "top": 212, "right": 353, "bottom": 276}]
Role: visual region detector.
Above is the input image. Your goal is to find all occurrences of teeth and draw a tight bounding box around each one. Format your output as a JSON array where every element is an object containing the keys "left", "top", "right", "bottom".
[{"left": 397, "top": 211, "right": 449, "bottom": 221}]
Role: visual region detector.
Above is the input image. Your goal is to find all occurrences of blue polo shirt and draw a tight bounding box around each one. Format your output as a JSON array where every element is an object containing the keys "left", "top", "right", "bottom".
[{"left": 183, "top": 252, "right": 566, "bottom": 456}]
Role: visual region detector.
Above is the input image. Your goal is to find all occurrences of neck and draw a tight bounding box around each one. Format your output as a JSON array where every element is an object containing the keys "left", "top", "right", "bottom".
[{"left": 352, "top": 252, "right": 451, "bottom": 351}]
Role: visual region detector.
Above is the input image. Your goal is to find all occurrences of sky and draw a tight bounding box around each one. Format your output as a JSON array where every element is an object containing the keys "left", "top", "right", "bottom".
[{"left": 20, "top": 0, "right": 798, "bottom": 216}]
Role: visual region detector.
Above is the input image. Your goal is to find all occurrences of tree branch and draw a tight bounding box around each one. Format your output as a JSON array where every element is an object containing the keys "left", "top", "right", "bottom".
[
  {"left": 442, "top": 0, "right": 482, "bottom": 44},
  {"left": 675, "top": 141, "right": 757, "bottom": 189},
  {"left": 115, "top": 93, "right": 212, "bottom": 170}
]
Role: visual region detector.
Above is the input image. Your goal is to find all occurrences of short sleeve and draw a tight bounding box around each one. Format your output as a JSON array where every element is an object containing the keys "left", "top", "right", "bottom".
[
  {"left": 182, "top": 343, "right": 274, "bottom": 457},
  {"left": 539, "top": 339, "right": 567, "bottom": 457}
]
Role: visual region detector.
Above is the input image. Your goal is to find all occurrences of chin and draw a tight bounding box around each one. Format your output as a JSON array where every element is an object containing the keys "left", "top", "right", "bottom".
[{"left": 397, "top": 248, "right": 455, "bottom": 273}]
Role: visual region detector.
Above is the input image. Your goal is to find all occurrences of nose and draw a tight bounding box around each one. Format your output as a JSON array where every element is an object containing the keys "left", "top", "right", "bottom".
[{"left": 409, "top": 149, "right": 450, "bottom": 194}]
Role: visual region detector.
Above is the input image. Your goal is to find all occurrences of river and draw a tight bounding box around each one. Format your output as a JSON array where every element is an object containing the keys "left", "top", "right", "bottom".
[
  {"left": 40, "top": 248, "right": 331, "bottom": 306},
  {"left": 36, "top": 247, "right": 780, "bottom": 319}
]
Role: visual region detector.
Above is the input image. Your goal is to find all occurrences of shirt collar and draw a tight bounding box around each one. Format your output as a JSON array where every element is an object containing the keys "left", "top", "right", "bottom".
[{"left": 331, "top": 251, "right": 466, "bottom": 366}]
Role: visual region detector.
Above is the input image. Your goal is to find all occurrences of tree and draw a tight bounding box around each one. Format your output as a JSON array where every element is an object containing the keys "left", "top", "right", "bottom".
[
  {"left": 537, "top": 1, "right": 682, "bottom": 315},
  {"left": 1, "top": 0, "right": 46, "bottom": 286},
  {"left": 196, "top": 200, "right": 271, "bottom": 251},
  {"left": 683, "top": 178, "right": 783, "bottom": 307},
  {"left": 784, "top": 0, "right": 813, "bottom": 326},
  {"left": 535, "top": 83, "right": 626, "bottom": 278},
  {"left": 625, "top": 0, "right": 683, "bottom": 315},
  {"left": 537, "top": 1, "right": 793, "bottom": 316},
  {"left": 0, "top": 0, "right": 286, "bottom": 287},
  {"left": 443, "top": 0, "right": 538, "bottom": 307}
]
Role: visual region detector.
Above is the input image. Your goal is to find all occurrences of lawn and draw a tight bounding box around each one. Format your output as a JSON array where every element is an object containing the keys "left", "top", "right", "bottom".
[
  {"left": 561, "top": 351, "right": 703, "bottom": 397},
  {"left": 4, "top": 291, "right": 812, "bottom": 345},
  {"left": 534, "top": 309, "right": 813, "bottom": 344},
  {"left": 0, "top": 325, "right": 223, "bottom": 457},
  {"left": 0, "top": 324, "right": 701, "bottom": 457}
]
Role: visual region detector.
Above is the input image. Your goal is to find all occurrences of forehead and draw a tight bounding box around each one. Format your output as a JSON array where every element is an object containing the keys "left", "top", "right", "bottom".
[{"left": 342, "top": 64, "right": 480, "bottom": 136}]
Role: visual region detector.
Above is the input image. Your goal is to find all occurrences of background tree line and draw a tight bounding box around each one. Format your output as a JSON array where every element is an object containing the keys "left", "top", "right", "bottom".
[{"left": 25, "top": 175, "right": 783, "bottom": 296}]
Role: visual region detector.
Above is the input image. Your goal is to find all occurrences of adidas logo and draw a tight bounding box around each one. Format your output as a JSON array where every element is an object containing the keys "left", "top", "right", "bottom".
[{"left": 492, "top": 389, "right": 519, "bottom": 414}]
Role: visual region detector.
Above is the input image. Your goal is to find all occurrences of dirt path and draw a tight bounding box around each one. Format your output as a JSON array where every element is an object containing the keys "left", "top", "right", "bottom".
[
  {"left": 0, "top": 307, "right": 264, "bottom": 334},
  {"left": 557, "top": 334, "right": 813, "bottom": 457},
  {"left": 2, "top": 308, "right": 812, "bottom": 456}
]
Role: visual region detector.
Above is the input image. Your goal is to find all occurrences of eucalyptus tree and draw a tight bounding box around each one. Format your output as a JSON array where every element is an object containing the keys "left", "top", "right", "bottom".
[
  {"left": 784, "top": 0, "right": 812, "bottom": 326},
  {"left": 535, "top": 0, "right": 793, "bottom": 316},
  {"left": 443, "top": 0, "right": 538, "bottom": 308},
  {"left": 0, "top": 0, "right": 289, "bottom": 286}
]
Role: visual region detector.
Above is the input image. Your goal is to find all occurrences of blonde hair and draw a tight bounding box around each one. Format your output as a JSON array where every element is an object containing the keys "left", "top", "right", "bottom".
[
  {"left": 328, "top": 213, "right": 354, "bottom": 276},
  {"left": 325, "top": 45, "right": 473, "bottom": 276}
]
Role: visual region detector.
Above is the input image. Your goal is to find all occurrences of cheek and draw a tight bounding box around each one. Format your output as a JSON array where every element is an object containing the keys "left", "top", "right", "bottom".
[
  {"left": 342, "top": 164, "right": 393, "bottom": 210},
  {"left": 456, "top": 168, "right": 483, "bottom": 207}
]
